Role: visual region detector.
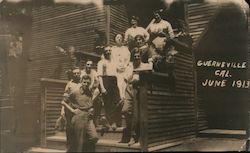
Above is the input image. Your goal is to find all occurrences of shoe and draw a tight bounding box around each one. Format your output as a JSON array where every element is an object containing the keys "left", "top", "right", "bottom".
[
  {"left": 128, "top": 135, "right": 139, "bottom": 146},
  {"left": 118, "top": 139, "right": 130, "bottom": 143},
  {"left": 128, "top": 138, "right": 136, "bottom": 146},
  {"left": 111, "top": 123, "right": 117, "bottom": 131},
  {"left": 100, "top": 126, "right": 109, "bottom": 136}
]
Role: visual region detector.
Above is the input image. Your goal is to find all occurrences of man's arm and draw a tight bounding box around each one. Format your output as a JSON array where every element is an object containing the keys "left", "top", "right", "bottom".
[
  {"left": 124, "top": 29, "right": 129, "bottom": 43},
  {"left": 98, "top": 76, "right": 106, "bottom": 94},
  {"left": 143, "top": 28, "right": 150, "bottom": 42},
  {"left": 164, "top": 21, "right": 174, "bottom": 39},
  {"left": 97, "top": 61, "right": 107, "bottom": 94}
]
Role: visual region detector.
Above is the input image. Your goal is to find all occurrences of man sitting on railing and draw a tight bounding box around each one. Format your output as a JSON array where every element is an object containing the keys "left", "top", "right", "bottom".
[
  {"left": 120, "top": 52, "right": 152, "bottom": 145},
  {"left": 61, "top": 73, "right": 98, "bottom": 152}
]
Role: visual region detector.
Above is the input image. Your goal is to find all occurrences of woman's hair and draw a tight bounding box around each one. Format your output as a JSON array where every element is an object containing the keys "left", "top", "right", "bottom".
[
  {"left": 153, "top": 9, "right": 164, "bottom": 17},
  {"left": 113, "top": 33, "right": 124, "bottom": 42},
  {"left": 134, "top": 34, "right": 145, "bottom": 42},
  {"left": 131, "top": 15, "right": 139, "bottom": 22}
]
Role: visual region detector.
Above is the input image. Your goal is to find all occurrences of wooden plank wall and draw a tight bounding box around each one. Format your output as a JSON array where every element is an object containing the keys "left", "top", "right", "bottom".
[
  {"left": 24, "top": 4, "right": 106, "bottom": 130},
  {"left": 109, "top": 5, "right": 129, "bottom": 45},
  {"left": 187, "top": 2, "right": 218, "bottom": 47},
  {"left": 40, "top": 80, "right": 67, "bottom": 137},
  {"left": 187, "top": 2, "right": 219, "bottom": 131},
  {"left": 0, "top": 69, "right": 2, "bottom": 94},
  {"left": 145, "top": 52, "right": 196, "bottom": 148},
  {"left": 248, "top": 12, "right": 250, "bottom": 138},
  {"left": 25, "top": 4, "right": 129, "bottom": 140}
]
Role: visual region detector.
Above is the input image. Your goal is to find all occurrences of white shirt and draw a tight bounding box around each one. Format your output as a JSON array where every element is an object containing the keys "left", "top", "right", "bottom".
[
  {"left": 80, "top": 69, "right": 98, "bottom": 85},
  {"left": 124, "top": 26, "right": 150, "bottom": 42},
  {"left": 111, "top": 46, "right": 131, "bottom": 72},
  {"left": 97, "top": 58, "right": 117, "bottom": 76},
  {"left": 148, "top": 20, "right": 174, "bottom": 38}
]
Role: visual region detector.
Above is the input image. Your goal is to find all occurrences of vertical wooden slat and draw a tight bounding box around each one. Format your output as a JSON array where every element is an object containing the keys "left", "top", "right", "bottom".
[
  {"left": 187, "top": 2, "right": 219, "bottom": 131},
  {"left": 40, "top": 82, "right": 46, "bottom": 147},
  {"left": 139, "top": 72, "right": 149, "bottom": 151},
  {"left": 105, "top": 5, "right": 110, "bottom": 45}
]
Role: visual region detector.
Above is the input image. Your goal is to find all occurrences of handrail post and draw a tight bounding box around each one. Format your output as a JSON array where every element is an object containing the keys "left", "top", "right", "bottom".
[
  {"left": 139, "top": 72, "right": 149, "bottom": 151},
  {"left": 40, "top": 81, "right": 46, "bottom": 147}
]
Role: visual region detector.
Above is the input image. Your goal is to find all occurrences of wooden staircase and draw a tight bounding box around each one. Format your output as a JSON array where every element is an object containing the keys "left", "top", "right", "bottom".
[
  {"left": 198, "top": 129, "right": 247, "bottom": 139},
  {"left": 27, "top": 127, "right": 141, "bottom": 153}
]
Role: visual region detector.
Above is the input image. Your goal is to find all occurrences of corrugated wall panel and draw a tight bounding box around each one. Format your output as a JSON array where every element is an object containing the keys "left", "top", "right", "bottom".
[
  {"left": 110, "top": 5, "right": 129, "bottom": 44},
  {"left": 24, "top": 4, "right": 106, "bottom": 106},
  {"left": 248, "top": 13, "right": 250, "bottom": 135},
  {"left": 187, "top": 2, "right": 219, "bottom": 131},
  {"left": 147, "top": 51, "right": 196, "bottom": 147},
  {"left": 45, "top": 85, "right": 65, "bottom": 136},
  {"left": 0, "top": 69, "right": 2, "bottom": 94},
  {"left": 187, "top": 2, "right": 218, "bottom": 47}
]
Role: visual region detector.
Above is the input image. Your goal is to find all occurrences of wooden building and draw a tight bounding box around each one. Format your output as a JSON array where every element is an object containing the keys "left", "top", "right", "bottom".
[{"left": 0, "top": 0, "right": 249, "bottom": 152}]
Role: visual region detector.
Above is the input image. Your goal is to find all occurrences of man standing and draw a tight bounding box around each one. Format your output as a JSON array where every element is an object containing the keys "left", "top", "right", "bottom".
[
  {"left": 61, "top": 75, "right": 98, "bottom": 152},
  {"left": 80, "top": 60, "right": 101, "bottom": 126},
  {"left": 97, "top": 46, "right": 121, "bottom": 129},
  {"left": 120, "top": 52, "right": 152, "bottom": 145},
  {"left": 60, "top": 67, "right": 81, "bottom": 152},
  {"left": 81, "top": 60, "right": 99, "bottom": 95}
]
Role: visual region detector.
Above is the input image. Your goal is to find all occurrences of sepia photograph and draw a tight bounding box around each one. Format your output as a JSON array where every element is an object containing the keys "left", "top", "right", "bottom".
[{"left": 0, "top": 0, "right": 249, "bottom": 152}]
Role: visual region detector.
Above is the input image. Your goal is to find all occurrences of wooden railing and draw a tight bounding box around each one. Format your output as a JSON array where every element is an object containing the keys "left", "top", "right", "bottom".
[
  {"left": 40, "top": 78, "right": 67, "bottom": 147},
  {"left": 0, "top": 96, "right": 14, "bottom": 134},
  {"left": 138, "top": 71, "right": 196, "bottom": 151},
  {"left": 40, "top": 70, "right": 196, "bottom": 151}
]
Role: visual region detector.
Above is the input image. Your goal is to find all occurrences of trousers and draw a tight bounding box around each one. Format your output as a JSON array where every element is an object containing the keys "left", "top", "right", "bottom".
[
  {"left": 121, "top": 84, "right": 140, "bottom": 141},
  {"left": 67, "top": 111, "right": 98, "bottom": 152}
]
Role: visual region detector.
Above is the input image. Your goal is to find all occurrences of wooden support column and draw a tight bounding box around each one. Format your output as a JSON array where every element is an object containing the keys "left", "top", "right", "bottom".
[
  {"left": 40, "top": 81, "right": 46, "bottom": 148},
  {"left": 139, "top": 72, "right": 149, "bottom": 151},
  {"left": 105, "top": 5, "right": 111, "bottom": 45}
]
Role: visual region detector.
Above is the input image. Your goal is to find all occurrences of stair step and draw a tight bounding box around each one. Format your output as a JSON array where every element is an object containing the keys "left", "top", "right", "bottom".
[
  {"left": 162, "top": 138, "right": 247, "bottom": 152},
  {"left": 26, "top": 147, "right": 65, "bottom": 153},
  {"left": 46, "top": 128, "right": 125, "bottom": 150},
  {"left": 96, "top": 139, "right": 140, "bottom": 152},
  {"left": 198, "top": 129, "right": 247, "bottom": 139}
]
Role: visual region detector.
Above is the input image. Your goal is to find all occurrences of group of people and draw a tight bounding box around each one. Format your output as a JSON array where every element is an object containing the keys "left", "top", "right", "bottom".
[{"left": 59, "top": 10, "right": 192, "bottom": 152}]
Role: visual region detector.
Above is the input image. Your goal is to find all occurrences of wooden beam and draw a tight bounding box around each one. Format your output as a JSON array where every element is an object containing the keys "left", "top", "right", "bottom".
[
  {"left": 40, "top": 78, "right": 68, "bottom": 84},
  {"left": 105, "top": 5, "right": 111, "bottom": 45},
  {"left": 139, "top": 72, "right": 149, "bottom": 151},
  {"left": 40, "top": 82, "right": 46, "bottom": 147}
]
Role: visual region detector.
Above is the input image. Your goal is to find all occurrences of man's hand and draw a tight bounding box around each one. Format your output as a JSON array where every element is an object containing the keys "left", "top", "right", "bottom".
[
  {"left": 60, "top": 107, "right": 65, "bottom": 117},
  {"left": 72, "top": 109, "right": 82, "bottom": 115},
  {"left": 101, "top": 87, "right": 107, "bottom": 94},
  {"left": 88, "top": 108, "right": 94, "bottom": 118},
  {"left": 89, "top": 85, "right": 94, "bottom": 91}
]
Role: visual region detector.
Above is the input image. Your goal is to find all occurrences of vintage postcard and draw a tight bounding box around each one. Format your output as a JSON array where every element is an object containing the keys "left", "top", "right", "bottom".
[{"left": 0, "top": 0, "right": 249, "bottom": 152}]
